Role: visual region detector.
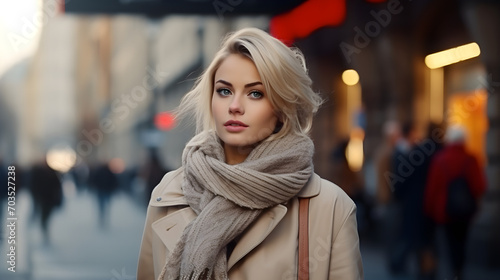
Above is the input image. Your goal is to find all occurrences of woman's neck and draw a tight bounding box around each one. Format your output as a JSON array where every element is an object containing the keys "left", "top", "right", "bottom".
[{"left": 223, "top": 144, "right": 253, "bottom": 165}]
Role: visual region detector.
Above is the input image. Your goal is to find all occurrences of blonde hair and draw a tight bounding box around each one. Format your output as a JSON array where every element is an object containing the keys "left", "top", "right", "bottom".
[{"left": 175, "top": 27, "right": 323, "bottom": 140}]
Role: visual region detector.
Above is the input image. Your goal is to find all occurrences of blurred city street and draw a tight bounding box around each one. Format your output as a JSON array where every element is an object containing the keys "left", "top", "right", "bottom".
[
  {"left": 0, "top": 180, "right": 146, "bottom": 280},
  {"left": 1, "top": 0, "right": 500, "bottom": 279}
]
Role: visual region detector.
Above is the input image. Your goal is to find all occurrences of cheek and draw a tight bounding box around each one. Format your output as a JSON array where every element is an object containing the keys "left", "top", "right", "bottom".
[
  {"left": 260, "top": 108, "right": 278, "bottom": 128},
  {"left": 211, "top": 95, "right": 221, "bottom": 121}
]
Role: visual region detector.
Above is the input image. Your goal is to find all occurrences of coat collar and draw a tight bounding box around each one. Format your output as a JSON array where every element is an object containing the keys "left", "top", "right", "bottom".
[
  {"left": 149, "top": 168, "right": 187, "bottom": 207},
  {"left": 297, "top": 173, "right": 321, "bottom": 198},
  {"left": 150, "top": 168, "right": 320, "bottom": 269}
]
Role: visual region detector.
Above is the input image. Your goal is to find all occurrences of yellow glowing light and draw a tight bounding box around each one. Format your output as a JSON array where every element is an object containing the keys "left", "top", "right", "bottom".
[
  {"left": 429, "top": 68, "right": 444, "bottom": 123},
  {"left": 425, "top": 42, "right": 481, "bottom": 69},
  {"left": 346, "top": 128, "right": 365, "bottom": 172},
  {"left": 46, "top": 147, "right": 77, "bottom": 173},
  {"left": 342, "top": 69, "right": 360, "bottom": 86}
]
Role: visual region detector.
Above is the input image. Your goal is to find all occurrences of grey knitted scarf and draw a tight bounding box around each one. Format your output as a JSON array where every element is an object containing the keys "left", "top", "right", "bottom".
[{"left": 159, "top": 130, "right": 314, "bottom": 280}]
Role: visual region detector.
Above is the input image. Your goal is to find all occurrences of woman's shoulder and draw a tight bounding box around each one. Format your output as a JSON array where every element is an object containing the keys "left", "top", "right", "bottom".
[
  {"left": 307, "top": 174, "right": 356, "bottom": 212},
  {"left": 303, "top": 175, "right": 357, "bottom": 242},
  {"left": 148, "top": 167, "right": 186, "bottom": 207}
]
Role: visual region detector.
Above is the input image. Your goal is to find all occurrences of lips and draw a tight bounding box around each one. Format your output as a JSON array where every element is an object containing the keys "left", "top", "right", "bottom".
[
  {"left": 224, "top": 120, "right": 248, "bottom": 127},
  {"left": 223, "top": 120, "right": 248, "bottom": 132}
]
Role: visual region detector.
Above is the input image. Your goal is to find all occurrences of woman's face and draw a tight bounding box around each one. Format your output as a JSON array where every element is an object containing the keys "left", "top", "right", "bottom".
[{"left": 212, "top": 54, "right": 278, "bottom": 163}]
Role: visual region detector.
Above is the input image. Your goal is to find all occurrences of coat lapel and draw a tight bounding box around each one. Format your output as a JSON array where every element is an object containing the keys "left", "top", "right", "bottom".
[
  {"left": 152, "top": 207, "right": 197, "bottom": 252},
  {"left": 151, "top": 169, "right": 319, "bottom": 269},
  {"left": 227, "top": 204, "right": 287, "bottom": 270},
  {"left": 152, "top": 203, "right": 287, "bottom": 267}
]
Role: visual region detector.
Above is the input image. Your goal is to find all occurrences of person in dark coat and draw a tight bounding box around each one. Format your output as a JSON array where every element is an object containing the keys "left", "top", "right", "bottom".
[
  {"left": 416, "top": 122, "right": 445, "bottom": 280},
  {"left": 29, "top": 160, "right": 63, "bottom": 245},
  {"left": 388, "top": 121, "right": 422, "bottom": 274},
  {"left": 89, "top": 161, "right": 119, "bottom": 229},
  {"left": 424, "top": 125, "right": 486, "bottom": 280},
  {"left": 389, "top": 121, "right": 445, "bottom": 278}
]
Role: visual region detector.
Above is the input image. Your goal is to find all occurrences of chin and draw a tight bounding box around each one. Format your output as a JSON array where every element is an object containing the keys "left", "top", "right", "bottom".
[
  {"left": 217, "top": 128, "right": 274, "bottom": 149},
  {"left": 222, "top": 135, "right": 257, "bottom": 148}
]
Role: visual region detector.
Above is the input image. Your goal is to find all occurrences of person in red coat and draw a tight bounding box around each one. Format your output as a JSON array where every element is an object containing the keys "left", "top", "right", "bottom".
[{"left": 424, "top": 125, "right": 487, "bottom": 280}]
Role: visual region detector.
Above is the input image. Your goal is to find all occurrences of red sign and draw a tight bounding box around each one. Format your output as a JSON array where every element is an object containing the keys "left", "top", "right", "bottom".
[
  {"left": 270, "top": 0, "right": 346, "bottom": 45},
  {"left": 270, "top": 0, "right": 388, "bottom": 44},
  {"left": 154, "top": 112, "right": 176, "bottom": 131}
]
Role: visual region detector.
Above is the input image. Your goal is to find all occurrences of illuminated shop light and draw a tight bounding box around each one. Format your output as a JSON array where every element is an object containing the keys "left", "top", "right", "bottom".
[
  {"left": 346, "top": 128, "right": 365, "bottom": 172},
  {"left": 425, "top": 42, "right": 480, "bottom": 69},
  {"left": 342, "top": 69, "right": 360, "bottom": 86}
]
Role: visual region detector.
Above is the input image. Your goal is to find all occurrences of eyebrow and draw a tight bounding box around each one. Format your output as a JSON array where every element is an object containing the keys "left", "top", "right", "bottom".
[{"left": 215, "top": 79, "right": 263, "bottom": 88}]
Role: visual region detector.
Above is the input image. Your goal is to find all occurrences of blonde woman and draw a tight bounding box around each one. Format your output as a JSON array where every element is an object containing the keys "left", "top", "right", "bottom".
[{"left": 137, "top": 27, "right": 363, "bottom": 280}]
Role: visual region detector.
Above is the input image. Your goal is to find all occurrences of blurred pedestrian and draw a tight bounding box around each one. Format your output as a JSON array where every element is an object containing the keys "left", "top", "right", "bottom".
[
  {"left": 424, "top": 125, "right": 486, "bottom": 280},
  {"left": 373, "top": 120, "right": 401, "bottom": 263},
  {"left": 388, "top": 121, "right": 425, "bottom": 275},
  {"left": 71, "top": 159, "right": 90, "bottom": 191},
  {"left": 137, "top": 28, "right": 363, "bottom": 279},
  {"left": 374, "top": 120, "right": 400, "bottom": 206},
  {"left": 29, "top": 159, "right": 63, "bottom": 245},
  {"left": 89, "top": 161, "right": 119, "bottom": 229},
  {"left": 416, "top": 122, "right": 445, "bottom": 280}
]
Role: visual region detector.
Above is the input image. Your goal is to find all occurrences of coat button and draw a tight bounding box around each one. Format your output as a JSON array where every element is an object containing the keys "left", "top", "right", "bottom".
[{"left": 156, "top": 197, "right": 162, "bottom": 202}]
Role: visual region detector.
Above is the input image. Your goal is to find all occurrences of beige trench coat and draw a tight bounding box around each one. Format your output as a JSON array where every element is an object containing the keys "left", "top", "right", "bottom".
[{"left": 137, "top": 168, "right": 363, "bottom": 280}]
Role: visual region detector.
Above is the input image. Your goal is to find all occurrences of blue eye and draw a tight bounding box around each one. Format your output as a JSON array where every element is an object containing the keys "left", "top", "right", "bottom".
[
  {"left": 249, "top": 91, "right": 263, "bottom": 99},
  {"left": 216, "top": 88, "right": 231, "bottom": 96}
]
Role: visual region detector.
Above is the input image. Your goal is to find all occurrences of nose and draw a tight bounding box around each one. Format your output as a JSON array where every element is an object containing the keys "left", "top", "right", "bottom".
[{"left": 228, "top": 95, "right": 244, "bottom": 115}]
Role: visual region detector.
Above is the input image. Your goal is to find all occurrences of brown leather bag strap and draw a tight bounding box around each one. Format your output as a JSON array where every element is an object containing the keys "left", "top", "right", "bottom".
[{"left": 298, "top": 197, "right": 310, "bottom": 280}]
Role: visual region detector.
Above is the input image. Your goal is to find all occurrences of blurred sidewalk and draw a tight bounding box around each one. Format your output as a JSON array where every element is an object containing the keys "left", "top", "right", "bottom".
[
  {"left": 0, "top": 182, "right": 146, "bottom": 280},
  {"left": 360, "top": 223, "right": 500, "bottom": 280}
]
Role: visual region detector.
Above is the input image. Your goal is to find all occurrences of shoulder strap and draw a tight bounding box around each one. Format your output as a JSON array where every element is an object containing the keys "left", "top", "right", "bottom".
[{"left": 298, "top": 197, "right": 310, "bottom": 280}]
